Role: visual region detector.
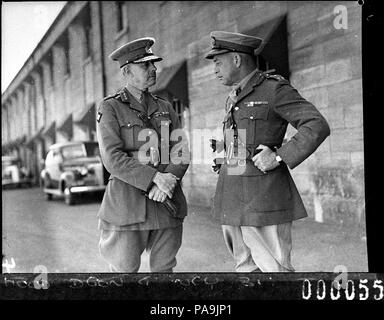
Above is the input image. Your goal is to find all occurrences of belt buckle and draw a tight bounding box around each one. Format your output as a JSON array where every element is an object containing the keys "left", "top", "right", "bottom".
[
  {"left": 237, "top": 159, "right": 246, "bottom": 166},
  {"left": 227, "top": 158, "right": 238, "bottom": 166}
]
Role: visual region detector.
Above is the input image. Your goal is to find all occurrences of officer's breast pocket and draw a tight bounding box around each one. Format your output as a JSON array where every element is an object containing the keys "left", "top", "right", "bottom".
[
  {"left": 153, "top": 111, "right": 172, "bottom": 131},
  {"left": 119, "top": 118, "right": 143, "bottom": 149},
  {"left": 237, "top": 106, "right": 269, "bottom": 143}
]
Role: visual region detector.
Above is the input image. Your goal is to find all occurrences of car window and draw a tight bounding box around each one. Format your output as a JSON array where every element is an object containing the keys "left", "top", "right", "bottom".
[
  {"left": 2, "top": 157, "right": 19, "bottom": 166},
  {"left": 84, "top": 143, "right": 100, "bottom": 157},
  {"left": 61, "top": 145, "right": 86, "bottom": 160}
]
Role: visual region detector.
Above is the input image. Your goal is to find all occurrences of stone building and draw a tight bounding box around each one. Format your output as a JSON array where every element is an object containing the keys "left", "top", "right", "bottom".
[{"left": 2, "top": 1, "right": 364, "bottom": 227}]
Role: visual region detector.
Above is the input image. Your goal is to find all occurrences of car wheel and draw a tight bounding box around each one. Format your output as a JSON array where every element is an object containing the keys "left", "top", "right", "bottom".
[
  {"left": 64, "top": 186, "right": 75, "bottom": 205},
  {"left": 43, "top": 174, "right": 52, "bottom": 189},
  {"left": 46, "top": 193, "right": 53, "bottom": 201}
]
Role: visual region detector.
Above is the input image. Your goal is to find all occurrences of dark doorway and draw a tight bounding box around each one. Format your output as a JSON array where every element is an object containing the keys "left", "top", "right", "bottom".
[{"left": 244, "top": 15, "right": 290, "bottom": 80}]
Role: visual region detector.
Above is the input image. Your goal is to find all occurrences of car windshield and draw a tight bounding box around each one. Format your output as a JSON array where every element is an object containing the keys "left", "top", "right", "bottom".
[
  {"left": 84, "top": 142, "right": 100, "bottom": 157},
  {"left": 61, "top": 144, "right": 87, "bottom": 160}
]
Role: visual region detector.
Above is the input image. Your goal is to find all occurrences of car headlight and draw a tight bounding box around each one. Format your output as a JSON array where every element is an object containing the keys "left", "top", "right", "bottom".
[
  {"left": 80, "top": 167, "right": 88, "bottom": 176},
  {"left": 73, "top": 168, "right": 86, "bottom": 180}
]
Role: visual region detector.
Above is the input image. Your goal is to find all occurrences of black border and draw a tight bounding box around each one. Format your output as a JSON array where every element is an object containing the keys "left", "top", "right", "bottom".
[
  {"left": 363, "top": 0, "right": 383, "bottom": 272},
  {"left": 1, "top": 273, "right": 383, "bottom": 301},
  {"left": 1, "top": 0, "right": 383, "bottom": 307}
]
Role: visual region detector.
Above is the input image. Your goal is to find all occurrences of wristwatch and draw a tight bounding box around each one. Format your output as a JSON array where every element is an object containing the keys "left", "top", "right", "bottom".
[{"left": 275, "top": 154, "right": 283, "bottom": 164}]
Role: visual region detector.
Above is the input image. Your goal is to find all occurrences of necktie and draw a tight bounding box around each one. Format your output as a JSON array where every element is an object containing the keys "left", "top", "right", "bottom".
[
  {"left": 226, "top": 85, "right": 241, "bottom": 113},
  {"left": 137, "top": 91, "right": 159, "bottom": 166},
  {"left": 137, "top": 91, "right": 152, "bottom": 127},
  {"left": 140, "top": 90, "right": 149, "bottom": 113},
  {"left": 225, "top": 86, "right": 241, "bottom": 159}
]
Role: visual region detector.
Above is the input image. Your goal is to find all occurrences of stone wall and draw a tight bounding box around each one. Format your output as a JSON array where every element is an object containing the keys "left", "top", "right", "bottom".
[{"left": 2, "top": 1, "right": 364, "bottom": 226}]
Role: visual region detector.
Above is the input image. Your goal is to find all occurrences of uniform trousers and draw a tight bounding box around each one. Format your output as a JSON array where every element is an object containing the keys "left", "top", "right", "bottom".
[
  {"left": 222, "top": 222, "right": 294, "bottom": 272},
  {"left": 99, "top": 225, "right": 182, "bottom": 272}
]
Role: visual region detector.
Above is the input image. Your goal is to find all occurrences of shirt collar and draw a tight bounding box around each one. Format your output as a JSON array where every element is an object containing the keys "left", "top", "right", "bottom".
[
  {"left": 125, "top": 84, "right": 147, "bottom": 102},
  {"left": 232, "top": 68, "right": 259, "bottom": 92}
]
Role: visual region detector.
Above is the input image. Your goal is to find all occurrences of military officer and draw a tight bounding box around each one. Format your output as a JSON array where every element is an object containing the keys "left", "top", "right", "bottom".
[
  {"left": 96, "top": 37, "right": 189, "bottom": 272},
  {"left": 206, "top": 31, "right": 330, "bottom": 272}
]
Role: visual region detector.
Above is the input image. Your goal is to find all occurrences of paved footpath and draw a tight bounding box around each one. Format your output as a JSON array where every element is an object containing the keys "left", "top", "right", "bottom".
[{"left": 2, "top": 187, "right": 368, "bottom": 273}]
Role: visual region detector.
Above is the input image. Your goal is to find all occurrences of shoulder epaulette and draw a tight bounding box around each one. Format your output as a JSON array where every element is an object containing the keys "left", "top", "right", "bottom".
[
  {"left": 153, "top": 94, "right": 173, "bottom": 106},
  {"left": 264, "top": 73, "right": 285, "bottom": 81},
  {"left": 153, "top": 94, "right": 168, "bottom": 102},
  {"left": 103, "top": 92, "right": 120, "bottom": 101}
]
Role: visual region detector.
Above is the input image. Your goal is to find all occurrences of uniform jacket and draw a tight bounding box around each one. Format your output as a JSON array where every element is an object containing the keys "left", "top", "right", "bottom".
[
  {"left": 96, "top": 87, "right": 189, "bottom": 227},
  {"left": 213, "top": 71, "right": 330, "bottom": 227}
]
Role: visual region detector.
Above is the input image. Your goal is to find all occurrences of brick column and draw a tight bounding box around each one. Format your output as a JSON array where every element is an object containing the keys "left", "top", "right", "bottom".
[
  {"left": 22, "top": 82, "right": 32, "bottom": 138},
  {"left": 10, "top": 96, "right": 17, "bottom": 142},
  {"left": 31, "top": 70, "right": 45, "bottom": 132},
  {"left": 41, "top": 61, "right": 54, "bottom": 126},
  {"left": 68, "top": 23, "right": 85, "bottom": 115},
  {"left": 52, "top": 43, "right": 67, "bottom": 124},
  {"left": 2, "top": 103, "right": 10, "bottom": 145}
]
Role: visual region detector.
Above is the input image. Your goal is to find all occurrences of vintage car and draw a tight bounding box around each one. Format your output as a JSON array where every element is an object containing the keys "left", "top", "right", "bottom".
[
  {"left": 2, "top": 156, "right": 33, "bottom": 188},
  {"left": 40, "top": 141, "right": 107, "bottom": 205}
]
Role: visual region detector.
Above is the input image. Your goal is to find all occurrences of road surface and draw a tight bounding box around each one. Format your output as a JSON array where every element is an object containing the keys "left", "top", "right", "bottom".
[{"left": 2, "top": 187, "right": 368, "bottom": 273}]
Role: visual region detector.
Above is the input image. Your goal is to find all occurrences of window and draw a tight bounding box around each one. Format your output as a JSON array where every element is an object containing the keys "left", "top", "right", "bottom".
[
  {"left": 116, "top": 1, "right": 128, "bottom": 32},
  {"left": 84, "top": 142, "right": 100, "bottom": 157},
  {"left": 85, "top": 26, "right": 92, "bottom": 59},
  {"left": 75, "top": 4, "right": 93, "bottom": 59},
  {"left": 83, "top": 5, "right": 93, "bottom": 59},
  {"left": 61, "top": 144, "right": 86, "bottom": 160},
  {"left": 48, "top": 51, "right": 55, "bottom": 87},
  {"left": 61, "top": 32, "right": 71, "bottom": 76},
  {"left": 116, "top": 2, "right": 124, "bottom": 31}
]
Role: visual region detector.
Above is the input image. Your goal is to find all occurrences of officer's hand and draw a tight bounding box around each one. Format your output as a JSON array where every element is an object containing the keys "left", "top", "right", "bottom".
[
  {"left": 212, "top": 158, "right": 223, "bottom": 173},
  {"left": 153, "top": 172, "right": 179, "bottom": 198},
  {"left": 148, "top": 185, "right": 167, "bottom": 203},
  {"left": 252, "top": 144, "right": 280, "bottom": 173},
  {"left": 209, "top": 139, "right": 224, "bottom": 153}
]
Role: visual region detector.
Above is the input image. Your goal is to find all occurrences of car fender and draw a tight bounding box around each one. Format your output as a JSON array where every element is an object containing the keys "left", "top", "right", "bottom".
[
  {"left": 60, "top": 171, "right": 75, "bottom": 191},
  {"left": 40, "top": 168, "right": 47, "bottom": 180}
]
